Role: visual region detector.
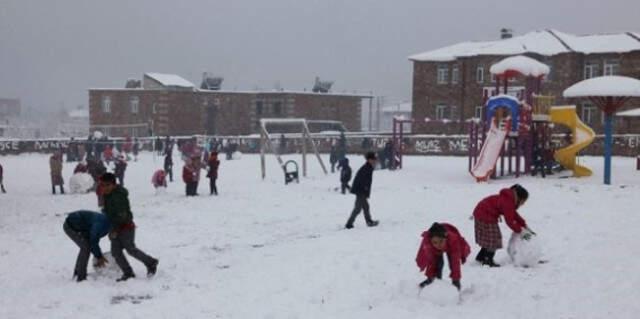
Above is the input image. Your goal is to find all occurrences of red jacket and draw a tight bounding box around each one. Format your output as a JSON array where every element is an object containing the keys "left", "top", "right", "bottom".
[
  {"left": 183, "top": 165, "right": 198, "bottom": 183},
  {"left": 415, "top": 223, "right": 470, "bottom": 280},
  {"left": 207, "top": 155, "right": 220, "bottom": 178},
  {"left": 473, "top": 188, "right": 527, "bottom": 233}
]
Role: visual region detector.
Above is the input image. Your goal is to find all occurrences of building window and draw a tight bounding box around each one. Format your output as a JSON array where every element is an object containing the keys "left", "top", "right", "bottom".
[
  {"left": 451, "top": 66, "right": 459, "bottom": 84},
  {"left": 101, "top": 96, "right": 111, "bottom": 113},
  {"left": 130, "top": 96, "right": 139, "bottom": 114},
  {"left": 476, "top": 66, "right": 484, "bottom": 83},
  {"left": 273, "top": 102, "right": 282, "bottom": 116},
  {"left": 584, "top": 61, "right": 600, "bottom": 79},
  {"left": 581, "top": 103, "right": 597, "bottom": 124},
  {"left": 435, "top": 104, "right": 447, "bottom": 120},
  {"left": 152, "top": 103, "right": 157, "bottom": 114},
  {"left": 437, "top": 65, "right": 449, "bottom": 84},
  {"left": 475, "top": 105, "right": 483, "bottom": 119},
  {"left": 256, "top": 101, "right": 263, "bottom": 115},
  {"left": 603, "top": 59, "right": 620, "bottom": 76}
]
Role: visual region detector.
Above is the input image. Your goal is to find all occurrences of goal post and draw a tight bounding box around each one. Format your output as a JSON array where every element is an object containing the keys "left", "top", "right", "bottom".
[{"left": 259, "top": 118, "right": 328, "bottom": 180}]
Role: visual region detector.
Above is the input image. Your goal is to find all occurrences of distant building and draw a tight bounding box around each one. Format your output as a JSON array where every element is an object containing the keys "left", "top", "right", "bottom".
[
  {"left": 409, "top": 29, "right": 640, "bottom": 134},
  {"left": 379, "top": 102, "right": 412, "bottom": 133},
  {"left": 89, "top": 73, "right": 371, "bottom": 137}
]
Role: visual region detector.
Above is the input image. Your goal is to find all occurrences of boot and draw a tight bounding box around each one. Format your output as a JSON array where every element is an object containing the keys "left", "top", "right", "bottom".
[
  {"left": 367, "top": 220, "right": 379, "bottom": 227},
  {"left": 116, "top": 273, "right": 136, "bottom": 282},
  {"left": 483, "top": 251, "right": 501, "bottom": 267},
  {"left": 475, "top": 248, "right": 487, "bottom": 263},
  {"left": 60, "top": 185, "right": 65, "bottom": 194},
  {"left": 52, "top": 185, "right": 56, "bottom": 195},
  {"left": 146, "top": 259, "right": 159, "bottom": 277},
  {"left": 1, "top": 184, "right": 6, "bottom": 193}
]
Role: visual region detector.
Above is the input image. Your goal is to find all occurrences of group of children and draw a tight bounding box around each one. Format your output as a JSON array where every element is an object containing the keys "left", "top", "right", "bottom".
[{"left": 415, "top": 184, "right": 533, "bottom": 291}]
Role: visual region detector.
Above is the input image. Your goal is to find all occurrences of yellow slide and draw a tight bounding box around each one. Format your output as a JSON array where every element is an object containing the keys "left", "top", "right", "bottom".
[{"left": 549, "top": 106, "right": 595, "bottom": 177}]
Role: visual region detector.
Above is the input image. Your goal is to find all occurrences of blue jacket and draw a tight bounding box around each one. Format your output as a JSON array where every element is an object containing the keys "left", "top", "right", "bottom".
[{"left": 65, "top": 210, "right": 111, "bottom": 259}]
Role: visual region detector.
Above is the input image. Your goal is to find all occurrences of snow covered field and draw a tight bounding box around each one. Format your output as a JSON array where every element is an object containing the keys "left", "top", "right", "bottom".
[{"left": 0, "top": 152, "right": 639, "bottom": 318}]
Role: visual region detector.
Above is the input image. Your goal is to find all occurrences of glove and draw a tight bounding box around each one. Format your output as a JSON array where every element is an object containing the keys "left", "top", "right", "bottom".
[
  {"left": 419, "top": 277, "right": 434, "bottom": 288},
  {"left": 521, "top": 229, "right": 533, "bottom": 241},
  {"left": 452, "top": 280, "right": 461, "bottom": 290}
]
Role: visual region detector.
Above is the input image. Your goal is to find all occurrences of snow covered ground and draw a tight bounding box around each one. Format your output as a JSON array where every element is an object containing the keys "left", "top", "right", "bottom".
[{"left": 0, "top": 152, "right": 639, "bottom": 318}]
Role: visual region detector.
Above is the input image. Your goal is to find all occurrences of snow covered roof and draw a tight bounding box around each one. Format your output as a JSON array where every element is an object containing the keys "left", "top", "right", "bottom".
[
  {"left": 563, "top": 76, "right": 640, "bottom": 98},
  {"left": 489, "top": 55, "right": 550, "bottom": 77},
  {"left": 616, "top": 108, "right": 640, "bottom": 117},
  {"left": 145, "top": 73, "right": 194, "bottom": 88},
  {"left": 409, "top": 30, "right": 640, "bottom": 62}
]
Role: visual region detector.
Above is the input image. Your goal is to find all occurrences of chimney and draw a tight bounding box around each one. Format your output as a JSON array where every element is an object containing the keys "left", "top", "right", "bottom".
[{"left": 500, "top": 28, "right": 513, "bottom": 39}]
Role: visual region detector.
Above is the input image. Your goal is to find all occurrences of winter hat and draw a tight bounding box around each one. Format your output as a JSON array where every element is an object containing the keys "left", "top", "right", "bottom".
[
  {"left": 511, "top": 184, "right": 529, "bottom": 201},
  {"left": 427, "top": 222, "right": 447, "bottom": 239},
  {"left": 364, "top": 151, "right": 377, "bottom": 160}
]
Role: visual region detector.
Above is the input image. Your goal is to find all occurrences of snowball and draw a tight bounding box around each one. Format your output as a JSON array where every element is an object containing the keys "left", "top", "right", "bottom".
[
  {"left": 507, "top": 232, "right": 543, "bottom": 267},
  {"left": 418, "top": 280, "right": 460, "bottom": 306},
  {"left": 92, "top": 252, "right": 120, "bottom": 277},
  {"left": 93, "top": 131, "right": 104, "bottom": 139},
  {"left": 232, "top": 151, "right": 242, "bottom": 160},
  {"left": 69, "top": 173, "right": 95, "bottom": 194}
]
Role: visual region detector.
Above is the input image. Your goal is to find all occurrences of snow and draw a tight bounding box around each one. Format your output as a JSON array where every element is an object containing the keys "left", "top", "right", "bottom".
[
  {"left": 563, "top": 76, "right": 640, "bottom": 98},
  {"left": 144, "top": 73, "right": 194, "bottom": 88},
  {"left": 489, "top": 55, "right": 550, "bottom": 77},
  {"left": 616, "top": 108, "right": 640, "bottom": 117},
  {"left": 69, "top": 173, "right": 94, "bottom": 194},
  {"left": 507, "top": 233, "right": 543, "bottom": 268},
  {"left": 68, "top": 109, "right": 89, "bottom": 119},
  {"left": 409, "top": 30, "right": 640, "bottom": 62},
  {"left": 382, "top": 102, "right": 412, "bottom": 113},
  {"left": 1, "top": 153, "right": 640, "bottom": 318}
]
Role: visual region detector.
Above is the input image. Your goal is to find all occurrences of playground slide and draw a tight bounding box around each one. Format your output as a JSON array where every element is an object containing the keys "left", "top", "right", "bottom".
[
  {"left": 549, "top": 106, "right": 595, "bottom": 177},
  {"left": 470, "top": 120, "right": 510, "bottom": 182}
]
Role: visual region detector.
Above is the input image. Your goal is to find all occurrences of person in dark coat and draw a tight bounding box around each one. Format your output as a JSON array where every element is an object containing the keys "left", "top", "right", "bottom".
[
  {"left": 63, "top": 210, "right": 111, "bottom": 282},
  {"left": 114, "top": 155, "right": 127, "bottom": 186},
  {"left": 0, "top": 163, "right": 6, "bottom": 193},
  {"left": 100, "top": 173, "right": 158, "bottom": 281},
  {"left": 206, "top": 151, "right": 220, "bottom": 195},
  {"left": 416, "top": 222, "right": 470, "bottom": 290},
  {"left": 472, "top": 184, "right": 533, "bottom": 267},
  {"left": 345, "top": 152, "right": 379, "bottom": 229},
  {"left": 49, "top": 151, "right": 65, "bottom": 194},
  {"left": 164, "top": 151, "right": 173, "bottom": 182},
  {"left": 338, "top": 158, "right": 352, "bottom": 194},
  {"left": 132, "top": 138, "right": 139, "bottom": 162},
  {"left": 329, "top": 145, "right": 338, "bottom": 173}
]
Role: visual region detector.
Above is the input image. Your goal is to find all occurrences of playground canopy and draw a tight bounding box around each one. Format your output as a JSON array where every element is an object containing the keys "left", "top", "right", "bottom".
[
  {"left": 563, "top": 75, "right": 640, "bottom": 185},
  {"left": 489, "top": 55, "right": 550, "bottom": 77}
]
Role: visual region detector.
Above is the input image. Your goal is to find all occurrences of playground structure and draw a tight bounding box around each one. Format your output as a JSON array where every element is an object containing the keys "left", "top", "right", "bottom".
[
  {"left": 469, "top": 55, "right": 596, "bottom": 182},
  {"left": 259, "top": 118, "right": 328, "bottom": 182},
  {"left": 391, "top": 117, "right": 413, "bottom": 169}
]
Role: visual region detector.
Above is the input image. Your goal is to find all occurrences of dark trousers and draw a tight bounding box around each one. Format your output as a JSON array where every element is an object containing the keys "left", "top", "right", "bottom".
[
  {"left": 165, "top": 165, "right": 173, "bottom": 182},
  {"left": 209, "top": 177, "right": 218, "bottom": 195},
  {"left": 331, "top": 162, "right": 336, "bottom": 173},
  {"left": 63, "top": 222, "right": 90, "bottom": 278},
  {"left": 434, "top": 255, "right": 444, "bottom": 279},
  {"left": 1, "top": 181, "right": 5, "bottom": 193},
  {"left": 340, "top": 182, "right": 350, "bottom": 194},
  {"left": 111, "top": 228, "right": 156, "bottom": 276},
  {"left": 186, "top": 182, "right": 198, "bottom": 196},
  {"left": 52, "top": 184, "right": 65, "bottom": 194},
  {"left": 346, "top": 195, "right": 373, "bottom": 226},
  {"left": 117, "top": 175, "right": 124, "bottom": 186}
]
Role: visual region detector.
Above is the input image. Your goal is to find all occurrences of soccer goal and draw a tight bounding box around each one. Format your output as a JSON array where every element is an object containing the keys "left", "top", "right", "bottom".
[{"left": 259, "top": 118, "right": 328, "bottom": 180}]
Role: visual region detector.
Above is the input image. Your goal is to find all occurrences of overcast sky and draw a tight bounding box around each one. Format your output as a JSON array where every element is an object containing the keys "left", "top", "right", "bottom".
[{"left": 1, "top": 0, "right": 639, "bottom": 111}]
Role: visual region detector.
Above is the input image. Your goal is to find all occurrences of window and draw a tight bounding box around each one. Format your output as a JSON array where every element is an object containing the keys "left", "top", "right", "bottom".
[
  {"left": 256, "top": 101, "right": 263, "bottom": 115},
  {"left": 581, "top": 103, "right": 597, "bottom": 124},
  {"left": 435, "top": 104, "right": 447, "bottom": 120},
  {"left": 101, "top": 96, "right": 111, "bottom": 113},
  {"left": 130, "top": 96, "right": 139, "bottom": 114},
  {"left": 451, "top": 66, "right": 459, "bottom": 84},
  {"left": 437, "top": 65, "right": 449, "bottom": 84},
  {"left": 450, "top": 105, "right": 459, "bottom": 120},
  {"left": 476, "top": 66, "right": 484, "bottom": 83},
  {"left": 273, "top": 102, "right": 282, "bottom": 116},
  {"left": 152, "top": 103, "right": 157, "bottom": 114},
  {"left": 584, "top": 61, "right": 600, "bottom": 79},
  {"left": 475, "top": 105, "right": 483, "bottom": 119},
  {"left": 604, "top": 59, "right": 620, "bottom": 76}
]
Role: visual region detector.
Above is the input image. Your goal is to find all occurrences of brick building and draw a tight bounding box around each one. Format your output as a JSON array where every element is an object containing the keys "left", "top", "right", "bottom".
[
  {"left": 89, "top": 73, "right": 370, "bottom": 137},
  {"left": 409, "top": 30, "right": 640, "bottom": 134}
]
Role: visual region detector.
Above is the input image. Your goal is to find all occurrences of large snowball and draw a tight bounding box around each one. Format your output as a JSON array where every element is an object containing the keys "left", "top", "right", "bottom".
[
  {"left": 69, "top": 173, "right": 95, "bottom": 194},
  {"left": 507, "top": 232, "right": 543, "bottom": 267},
  {"left": 232, "top": 151, "right": 242, "bottom": 160},
  {"left": 418, "top": 280, "right": 460, "bottom": 306}
]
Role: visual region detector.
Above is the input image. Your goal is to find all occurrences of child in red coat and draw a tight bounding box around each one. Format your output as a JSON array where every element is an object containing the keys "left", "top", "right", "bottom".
[
  {"left": 416, "top": 222, "right": 470, "bottom": 290},
  {"left": 206, "top": 152, "right": 220, "bottom": 195},
  {"left": 472, "top": 184, "right": 533, "bottom": 267}
]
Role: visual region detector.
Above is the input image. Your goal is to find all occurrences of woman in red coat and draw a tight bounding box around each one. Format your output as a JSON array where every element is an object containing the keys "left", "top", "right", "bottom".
[
  {"left": 206, "top": 152, "right": 220, "bottom": 195},
  {"left": 416, "top": 222, "right": 470, "bottom": 290},
  {"left": 472, "top": 184, "right": 532, "bottom": 267}
]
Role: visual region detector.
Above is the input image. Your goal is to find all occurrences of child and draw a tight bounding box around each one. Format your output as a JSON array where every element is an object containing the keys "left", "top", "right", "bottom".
[
  {"left": 49, "top": 151, "right": 65, "bottom": 194},
  {"left": 472, "top": 184, "right": 532, "bottom": 267},
  {"left": 416, "top": 222, "right": 470, "bottom": 290},
  {"left": 338, "top": 158, "right": 352, "bottom": 194},
  {"left": 206, "top": 151, "right": 220, "bottom": 195},
  {"left": 152, "top": 169, "right": 167, "bottom": 189},
  {"left": 114, "top": 155, "right": 128, "bottom": 186}
]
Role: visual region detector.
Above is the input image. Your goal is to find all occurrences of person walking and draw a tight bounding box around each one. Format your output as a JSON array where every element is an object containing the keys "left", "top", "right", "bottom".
[
  {"left": 164, "top": 151, "right": 173, "bottom": 182},
  {"left": 345, "top": 152, "right": 379, "bottom": 229},
  {"left": 0, "top": 162, "right": 6, "bottom": 193},
  {"left": 63, "top": 210, "right": 111, "bottom": 282},
  {"left": 206, "top": 151, "right": 220, "bottom": 195},
  {"left": 338, "top": 158, "right": 352, "bottom": 194},
  {"left": 114, "top": 155, "right": 127, "bottom": 186}
]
